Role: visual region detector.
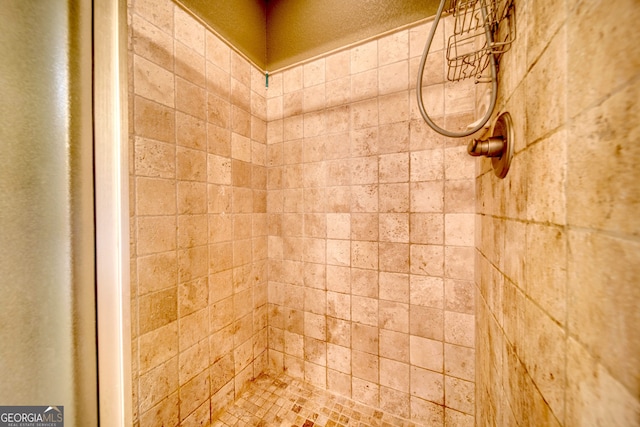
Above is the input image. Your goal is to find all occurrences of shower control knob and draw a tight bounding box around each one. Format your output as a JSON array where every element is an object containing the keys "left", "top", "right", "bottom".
[
  {"left": 466, "top": 111, "right": 514, "bottom": 179},
  {"left": 467, "top": 136, "right": 504, "bottom": 157}
]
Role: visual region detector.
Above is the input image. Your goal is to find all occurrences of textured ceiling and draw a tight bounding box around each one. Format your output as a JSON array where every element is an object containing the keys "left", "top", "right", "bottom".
[{"left": 175, "top": 0, "right": 439, "bottom": 70}]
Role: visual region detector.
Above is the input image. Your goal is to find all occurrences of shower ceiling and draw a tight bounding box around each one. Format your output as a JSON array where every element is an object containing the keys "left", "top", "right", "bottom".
[{"left": 174, "top": 0, "right": 439, "bottom": 70}]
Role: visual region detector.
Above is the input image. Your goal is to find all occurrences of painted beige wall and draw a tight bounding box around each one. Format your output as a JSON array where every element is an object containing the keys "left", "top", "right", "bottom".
[{"left": 175, "top": 0, "right": 438, "bottom": 70}]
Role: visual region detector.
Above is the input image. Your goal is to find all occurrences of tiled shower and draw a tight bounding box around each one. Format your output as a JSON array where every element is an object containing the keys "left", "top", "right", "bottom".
[{"left": 128, "top": 0, "right": 640, "bottom": 426}]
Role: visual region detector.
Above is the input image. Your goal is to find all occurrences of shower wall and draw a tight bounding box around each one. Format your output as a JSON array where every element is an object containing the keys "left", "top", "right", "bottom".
[
  {"left": 265, "top": 19, "right": 478, "bottom": 425},
  {"left": 128, "top": 0, "right": 480, "bottom": 424},
  {"left": 128, "top": 0, "right": 269, "bottom": 425},
  {"left": 475, "top": 0, "right": 640, "bottom": 425}
]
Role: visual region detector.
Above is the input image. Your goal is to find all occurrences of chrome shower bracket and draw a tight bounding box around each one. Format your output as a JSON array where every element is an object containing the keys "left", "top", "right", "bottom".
[{"left": 467, "top": 111, "right": 514, "bottom": 178}]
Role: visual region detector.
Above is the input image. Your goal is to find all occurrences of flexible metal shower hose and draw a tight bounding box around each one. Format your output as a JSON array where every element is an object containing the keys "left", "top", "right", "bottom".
[{"left": 415, "top": 0, "right": 498, "bottom": 137}]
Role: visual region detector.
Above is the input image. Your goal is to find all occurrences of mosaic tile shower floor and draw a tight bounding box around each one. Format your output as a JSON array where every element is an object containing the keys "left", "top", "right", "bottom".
[{"left": 212, "top": 374, "right": 420, "bottom": 427}]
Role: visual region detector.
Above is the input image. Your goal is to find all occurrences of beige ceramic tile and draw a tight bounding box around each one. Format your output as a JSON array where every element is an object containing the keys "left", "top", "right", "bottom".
[
  {"left": 174, "top": 6, "right": 204, "bottom": 55},
  {"left": 379, "top": 213, "right": 409, "bottom": 243},
  {"left": 134, "top": 96, "right": 176, "bottom": 144},
  {"left": 138, "top": 357, "right": 179, "bottom": 413},
  {"left": 137, "top": 252, "right": 177, "bottom": 296},
  {"left": 379, "top": 30, "right": 409, "bottom": 65},
  {"left": 183, "top": 400, "right": 210, "bottom": 426},
  {"left": 351, "top": 40, "right": 378, "bottom": 74},
  {"left": 136, "top": 177, "right": 176, "bottom": 215},
  {"left": 352, "top": 377, "right": 379, "bottom": 407},
  {"left": 303, "top": 84, "right": 326, "bottom": 113},
  {"left": 444, "top": 408, "right": 474, "bottom": 427},
  {"left": 410, "top": 181, "right": 444, "bottom": 213},
  {"left": 178, "top": 338, "right": 209, "bottom": 386},
  {"left": 379, "top": 61, "right": 409, "bottom": 95},
  {"left": 444, "top": 343, "right": 474, "bottom": 382},
  {"left": 411, "top": 395, "right": 444, "bottom": 426},
  {"left": 304, "top": 59, "right": 326, "bottom": 87},
  {"left": 410, "top": 213, "right": 444, "bottom": 245},
  {"left": 444, "top": 279, "right": 474, "bottom": 315},
  {"left": 350, "top": 98, "right": 379, "bottom": 130},
  {"left": 410, "top": 366, "right": 444, "bottom": 405},
  {"left": 445, "top": 376, "right": 474, "bottom": 415},
  {"left": 351, "top": 241, "right": 378, "bottom": 270},
  {"left": 522, "top": 298, "right": 566, "bottom": 422},
  {"left": 410, "top": 335, "right": 443, "bottom": 373},
  {"left": 410, "top": 244, "right": 444, "bottom": 277},
  {"left": 177, "top": 214, "right": 207, "bottom": 249},
  {"left": 379, "top": 300, "right": 409, "bottom": 333},
  {"left": 379, "top": 329, "right": 409, "bottom": 363},
  {"left": 379, "top": 272, "right": 409, "bottom": 303},
  {"left": 326, "top": 50, "right": 351, "bottom": 81},
  {"left": 444, "top": 213, "right": 474, "bottom": 247},
  {"left": 139, "top": 321, "right": 179, "bottom": 375},
  {"left": 326, "top": 77, "right": 351, "bottom": 108},
  {"left": 351, "top": 69, "right": 378, "bottom": 103},
  {"left": 176, "top": 112, "right": 206, "bottom": 152},
  {"left": 230, "top": 79, "right": 251, "bottom": 113},
  {"left": 175, "top": 41, "right": 205, "bottom": 88},
  {"left": 444, "top": 246, "right": 474, "bottom": 281},
  {"left": 378, "top": 242, "right": 409, "bottom": 274},
  {"left": 351, "top": 295, "right": 378, "bottom": 327},
  {"left": 207, "top": 62, "right": 231, "bottom": 102},
  {"left": 326, "top": 239, "right": 350, "bottom": 267},
  {"left": 526, "top": 131, "right": 567, "bottom": 225},
  {"left": 207, "top": 93, "right": 231, "bottom": 129},
  {"left": 379, "top": 92, "right": 409, "bottom": 125},
  {"left": 178, "top": 276, "right": 208, "bottom": 317},
  {"left": 525, "top": 223, "right": 566, "bottom": 325},
  {"left": 206, "top": 32, "right": 230, "bottom": 75},
  {"left": 409, "top": 20, "right": 444, "bottom": 58},
  {"left": 380, "top": 386, "right": 410, "bottom": 419},
  {"left": 129, "top": 15, "right": 486, "bottom": 425},
  {"left": 444, "top": 146, "right": 475, "bottom": 181},
  {"left": 379, "top": 183, "right": 409, "bottom": 213},
  {"left": 327, "top": 317, "right": 351, "bottom": 348},
  {"left": 133, "top": 0, "right": 174, "bottom": 35},
  {"left": 134, "top": 137, "right": 175, "bottom": 179},
  {"left": 410, "top": 305, "right": 443, "bottom": 341},
  {"left": 136, "top": 216, "right": 176, "bottom": 255},
  {"left": 134, "top": 54, "right": 175, "bottom": 108},
  {"left": 351, "top": 323, "right": 378, "bottom": 355},
  {"left": 283, "top": 66, "right": 302, "bottom": 94},
  {"left": 567, "top": 230, "right": 640, "bottom": 396},
  {"left": 138, "top": 392, "right": 179, "bottom": 427},
  {"left": 179, "top": 370, "right": 210, "bottom": 420},
  {"left": 230, "top": 53, "right": 251, "bottom": 89},
  {"left": 352, "top": 350, "right": 379, "bottom": 383},
  {"left": 379, "top": 153, "right": 409, "bottom": 184},
  {"left": 567, "top": 79, "right": 640, "bottom": 235},
  {"left": 567, "top": 0, "right": 639, "bottom": 117},
  {"left": 525, "top": 26, "right": 567, "bottom": 143},
  {"left": 131, "top": 14, "right": 174, "bottom": 72},
  {"left": 380, "top": 358, "right": 410, "bottom": 392},
  {"left": 566, "top": 337, "right": 640, "bottom": 426},
  {"left": 411, "top": 149, "right": 444, "bottom": 182},
  {"left": 409, "top": 274, "right": 442, "bottom": 309}
]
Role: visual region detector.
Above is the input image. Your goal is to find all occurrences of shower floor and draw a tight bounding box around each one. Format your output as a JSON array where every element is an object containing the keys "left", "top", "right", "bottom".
[{"left": 211, "top": 374, "right": 420, "bottom": 427}]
